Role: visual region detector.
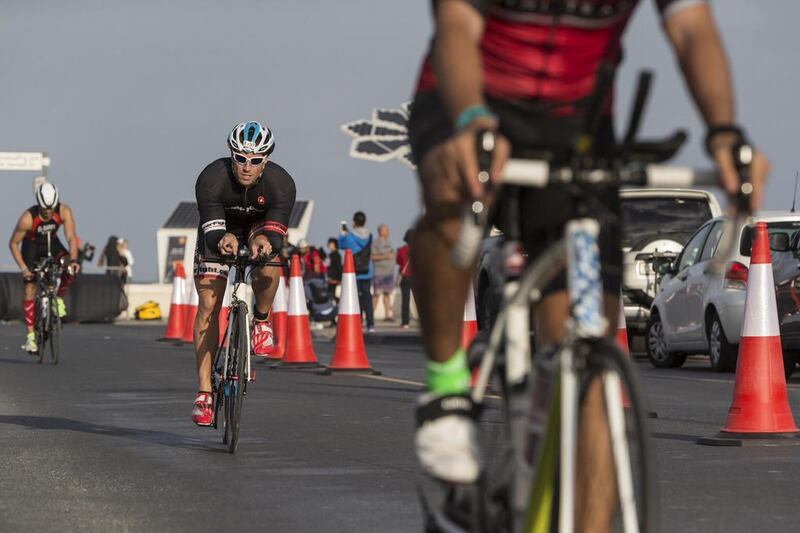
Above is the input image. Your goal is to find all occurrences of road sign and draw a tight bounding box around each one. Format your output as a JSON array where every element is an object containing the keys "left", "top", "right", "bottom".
[{"left": 0, "top": 152, "right": 50, "bottom": 172}]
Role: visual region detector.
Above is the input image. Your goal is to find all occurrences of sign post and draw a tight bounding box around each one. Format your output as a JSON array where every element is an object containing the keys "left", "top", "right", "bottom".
[{"left": 0, "top": 152, "right": 51, "bottom": 191}]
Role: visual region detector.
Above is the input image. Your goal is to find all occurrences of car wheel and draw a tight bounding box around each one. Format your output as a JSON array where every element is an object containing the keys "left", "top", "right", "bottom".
[
  {"left": 783, "top": 350, "right": 799, "bottom": 380},
  {"left": 646, "top": 311, "right": 686, "bottom": 368},
  {"left": 707, "top": 312, "right": 738, "bottom": 372}
]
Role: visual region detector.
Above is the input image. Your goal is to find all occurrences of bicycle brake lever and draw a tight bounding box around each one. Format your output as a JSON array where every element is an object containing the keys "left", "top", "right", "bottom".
[{"left": 451, "top": 130, "right": 495, "bottom": 268}]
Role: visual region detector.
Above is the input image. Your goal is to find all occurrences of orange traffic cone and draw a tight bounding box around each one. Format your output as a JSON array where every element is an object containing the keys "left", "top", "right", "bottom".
[
  {"left": 265, "top": 275, "right": 288, "bottom": 360},
  {"left": 462, "top": 283, "right": 478, "bottom": 350},
  {"left": 217, "top": 268, "right": 234, "bottom": 346},
  {"left": 615, "top": 296, "right": 630, "bottom": 355},
  {"left": 158, "top": 263, "right": 188, "bottom": 341},
  {"left": 321, "top": 250, "right": 379, "bottom": 374},
  {"left": 699, "top": 222, "right": 799, "bottom": 445},
  {"left": 181, "top": 278, "right": 199, "bottom": 344},
  {"left": 271, "top": 255, "right": 319, "bottom": 369}
]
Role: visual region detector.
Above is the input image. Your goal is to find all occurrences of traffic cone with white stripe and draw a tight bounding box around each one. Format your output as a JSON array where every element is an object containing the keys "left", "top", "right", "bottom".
[
  {"left": 181, "top": 278, "right": 199, "bottom": 344},
  {"left": 271, "top": 255, "right": 319, "bottom": 369},
  {"left": 266, "top": 275, "right": 289, "bottom": 360},
  {"left": 462, "top": 284, "right": 481, "bottom": 388},
  {"left": 699, "top": 222, "right": 799, "bottom": 445},
  {"left": 321, "top": 249, "right": 379, "bottom": 374},
  {"left": 615, "top": 295, "right": 630, "bottom": 355},
  {"left": 158, "top": 262, "right": 187, "bottom": 341},
  {"left": 462, "top": 283, "right": 478, "bottom": 350},
  {"left": 217, "top": 267, "right": 235, "bottom": 346}
]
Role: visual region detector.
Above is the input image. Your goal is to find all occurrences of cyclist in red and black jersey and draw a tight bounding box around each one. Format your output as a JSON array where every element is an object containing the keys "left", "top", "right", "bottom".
[
  {"left": 190, "top": 121, "right": 296, "bottom": 426},
  {"left": 409, "top": 1, "right": 770, "bottom": 529},
  {"left": 9, "top": 182, "right": 80, "bottom": 353}
]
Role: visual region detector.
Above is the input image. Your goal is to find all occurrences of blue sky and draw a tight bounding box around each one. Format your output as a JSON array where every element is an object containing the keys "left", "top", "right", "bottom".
[{"left": 0, "top": 1, "right": 795, "bottom": 280}]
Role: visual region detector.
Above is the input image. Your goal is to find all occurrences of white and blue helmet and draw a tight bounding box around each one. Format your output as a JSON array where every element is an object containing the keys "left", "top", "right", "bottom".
[
  {"left": 36, "top": 182, "right": 59, "bottom": 209},
  {"left": 228, "top": 121, "right": 275, "bottom": 155}
]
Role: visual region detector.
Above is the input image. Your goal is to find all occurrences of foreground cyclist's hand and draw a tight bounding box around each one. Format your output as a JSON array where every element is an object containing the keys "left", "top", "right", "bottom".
[
  {"left": 424, "top": 117, "right": 510, "bottom": 204},
  {"left": 415, "top": 393, "right": 480, "bottom": 484},
  {"left": 713, "top": 144, "right": 770, "bottom": 213},
  {"left": 21, "top": 269, "right": 34, "bottom": 282},
  {"left": 68, "top": 261, "right": 81, "bottom": 276},
  {"left": 249, "top": 235, "right": 272, "bottom": 260},
  {"left": 218, "top": 233, "right": 238, "bottom": 256}
]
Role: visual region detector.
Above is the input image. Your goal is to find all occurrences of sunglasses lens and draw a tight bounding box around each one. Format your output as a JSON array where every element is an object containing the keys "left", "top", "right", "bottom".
[
  {"left": 233, "top": 154, "right": 247, "bottom": 164},
  {"left": 250, "top": 158, "right": 264, "bottom": 165}
]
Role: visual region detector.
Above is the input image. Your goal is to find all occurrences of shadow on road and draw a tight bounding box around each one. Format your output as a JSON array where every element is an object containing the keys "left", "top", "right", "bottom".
[
  {"left": 0, "top": 415, "right": 227, "bottom": 453},
  {"left": 652, "top": 431, "right": 701, "bottom": 443},
  {"left": 0, "top": 356, "right": 44, "bottom": 365}
]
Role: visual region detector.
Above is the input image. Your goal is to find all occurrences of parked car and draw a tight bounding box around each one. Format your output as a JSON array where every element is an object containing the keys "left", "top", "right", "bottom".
[
  {"left": 646, "top": 211, "right": 800, "bottom": 375},
  {"left": 621, "top": 188, "right": 722, "bottom": 336},
  {"left": 475, "top": 189, "right": 721, "bottom": 335}
]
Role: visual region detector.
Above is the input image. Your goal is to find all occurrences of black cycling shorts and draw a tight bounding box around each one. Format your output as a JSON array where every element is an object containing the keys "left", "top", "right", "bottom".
[
  {"left": 21, "top": 238, "right": 68, "bottom": 271},
  {"left": 408, "top": 90, "right": 622, "bottom": 295}
]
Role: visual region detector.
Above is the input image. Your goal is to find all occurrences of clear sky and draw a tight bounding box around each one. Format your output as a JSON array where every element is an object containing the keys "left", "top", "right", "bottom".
[{"left": 1, "top": 1, "right": 796, "bottom": 281}]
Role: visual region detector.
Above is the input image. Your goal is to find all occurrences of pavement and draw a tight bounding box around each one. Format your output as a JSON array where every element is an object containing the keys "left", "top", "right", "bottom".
[{"left": 0, "top": 323, "right": 799, "bottom": 532}]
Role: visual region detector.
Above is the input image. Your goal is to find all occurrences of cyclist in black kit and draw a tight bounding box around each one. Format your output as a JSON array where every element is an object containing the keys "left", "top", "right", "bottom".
[
  {"left": 8, "top": 182, "right": 80, "bottom": 353},
  {"left": 191, "top": 121, "right": 296, "bottom": 426}
]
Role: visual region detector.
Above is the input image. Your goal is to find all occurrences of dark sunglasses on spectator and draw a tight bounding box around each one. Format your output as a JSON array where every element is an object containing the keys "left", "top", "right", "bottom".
[{"left": 232, "top": 153, "right": 266, "bottom": 166}]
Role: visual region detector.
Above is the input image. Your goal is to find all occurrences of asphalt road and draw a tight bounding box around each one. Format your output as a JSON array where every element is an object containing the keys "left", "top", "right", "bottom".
[{"left": 0, "top": 323, "right": 799, "bottom": 532}]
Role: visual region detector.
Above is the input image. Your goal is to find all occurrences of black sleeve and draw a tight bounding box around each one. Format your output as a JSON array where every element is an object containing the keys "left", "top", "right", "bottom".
[
  {"left": 654, "top": 0, "right": 707, "bottom": 20},
  {"left": 249, "top": 162, "right": 297, "bottom": 254},
  {"left": 195, "top": 162, "right": 227, "bottom": 251}
]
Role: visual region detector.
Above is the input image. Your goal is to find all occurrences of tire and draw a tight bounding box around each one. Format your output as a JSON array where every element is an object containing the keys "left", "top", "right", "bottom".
[
  {"left": 34, "top": 294, "right": 46, "bottom": 365},
  {"left": 707, "top": 312, "right": 737, "bottom": 372},
  {"left": 645, "top": 311, "right": 686, "bottom": 368},
  {"left": 227, "top": 302, "right": 248, "bottom": 453},
  {"left": 222, "top": 307, "right": 238, "bottom": 447},
  {"left": 783, "top": 350, "right": 798, "bottom": 380},
  {"left": 49, "top": 312, "right": 60, "bottom": 365},
  {"left": 585, "top": 340, "right": 657, "bottom": 533}
]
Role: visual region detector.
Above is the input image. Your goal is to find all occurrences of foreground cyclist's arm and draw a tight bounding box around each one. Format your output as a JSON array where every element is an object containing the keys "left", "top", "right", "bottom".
[
  {"left": 430, "top": 0, "right": 509, "bottom": 198},
  {"left": 195, "top": 166, "right": 237, "bottom": 255},
  {"left": 247, "top": 166, "right": 296, "bottom": 259},
  {"left": 8, "top": 211, "right": 33, "bottom": 278},
  {"left": 663, "top": 3, "right": 770, "bottom": 209},
  {"left": 60, "top": 204, "right": 80, "bottom": 272}
]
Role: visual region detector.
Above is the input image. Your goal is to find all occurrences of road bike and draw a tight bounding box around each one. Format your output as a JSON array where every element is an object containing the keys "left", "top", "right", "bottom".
[
  {"left": 211, "top": 248, "right": 282, "bottom": 453},
  {"left": 421, "top": 71, "right": 752, "bottom": 532}
]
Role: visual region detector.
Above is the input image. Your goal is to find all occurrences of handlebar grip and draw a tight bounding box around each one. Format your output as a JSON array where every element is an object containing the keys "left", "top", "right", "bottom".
[
  {"left": 450, "top": 130, "right": 495, "bottom": 268},
  {"left": 732, "top": 142, "right": 754, "bottom": 213}
]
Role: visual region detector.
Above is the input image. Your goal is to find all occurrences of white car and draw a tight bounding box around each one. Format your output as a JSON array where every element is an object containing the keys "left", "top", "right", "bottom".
[
  {"left": 621, "top": 189, "right": 722, "bottom": 334},
  {"left": 645, "top": 211, "right": 800, "bottom": 371}
]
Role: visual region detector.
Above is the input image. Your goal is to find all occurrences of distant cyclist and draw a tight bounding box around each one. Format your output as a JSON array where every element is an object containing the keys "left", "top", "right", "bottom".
[
  {"left": 191, "top": 121, "right": 296, "bottom": 426},
  {"left": 8, "top": 182, "right": 80, "bottom": 353},
  {"left": 408, "top": 1, "right": 770, "bottom": 530}
]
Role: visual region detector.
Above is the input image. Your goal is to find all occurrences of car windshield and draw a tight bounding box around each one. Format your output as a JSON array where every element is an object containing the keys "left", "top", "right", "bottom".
[
  {"left": 739, "top": 220, "right": 800, "bottom": 256},
  {"left": 621, "top": 197, "right": 714, "bottom": 250}
]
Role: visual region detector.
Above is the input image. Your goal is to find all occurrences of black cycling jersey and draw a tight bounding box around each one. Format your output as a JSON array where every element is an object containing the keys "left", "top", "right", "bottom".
[
  {"left": 194, "top": 157, "right": 296, "bottom": 259},
  {"left": 21, "top": 205, "right": 69, "bottom": 269}
]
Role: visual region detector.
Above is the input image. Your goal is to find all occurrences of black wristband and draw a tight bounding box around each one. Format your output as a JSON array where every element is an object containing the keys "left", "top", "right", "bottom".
[{"left": 704, "top": 124, "right": 747, "bottom": 157}]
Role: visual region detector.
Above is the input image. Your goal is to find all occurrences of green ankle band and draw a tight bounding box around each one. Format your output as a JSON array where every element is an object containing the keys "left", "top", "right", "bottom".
[{"left": 426, "top": 349, "right": 470, "bottom": 395}]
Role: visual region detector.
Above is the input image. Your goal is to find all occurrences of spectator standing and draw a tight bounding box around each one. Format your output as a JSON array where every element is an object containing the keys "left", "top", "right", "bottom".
[
  {"left": 97, "top": 235, "right": 126, "bottom": 282},
  {"left": 326, "top": 237, "right": 343, "bottom": 299},
  {"left": 396, "top": 229, "right": 413, "bottom": 329},
  {"left": 296, "top": 239, "right": 325, "bottom": 281},
  {"left": 371, "top": 224, "right": 396, "bottom": 322},
  {"left": 339, "top": 211, "right": 374, "bottom": 332},
  {"left": 118, "top": 238, "right": 134, "bottom": 282}
]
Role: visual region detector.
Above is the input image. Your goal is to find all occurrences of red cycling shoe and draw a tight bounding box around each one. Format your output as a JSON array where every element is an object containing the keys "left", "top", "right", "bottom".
[
  {"left": 251, "top": 319, "right": 274, "bottom": 356},
  {"left": 192, "top": 391, "right": 214, "bottom": 426}
]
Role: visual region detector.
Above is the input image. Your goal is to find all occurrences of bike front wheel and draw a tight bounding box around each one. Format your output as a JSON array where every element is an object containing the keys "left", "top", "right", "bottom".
[
  {"left": 49, "top": 312, "right": 60, "bottom": 365},
  {"left": 226, "top": 301, "right": 248, "bottom": 453}
]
